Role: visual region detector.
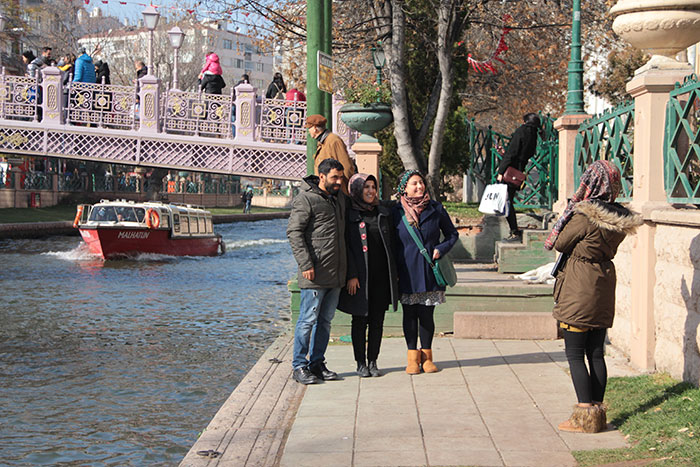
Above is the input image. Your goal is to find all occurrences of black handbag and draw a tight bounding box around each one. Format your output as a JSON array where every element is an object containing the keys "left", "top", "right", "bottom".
[{"left": 551, "top": 252, "right": 569, "bottom": 278}]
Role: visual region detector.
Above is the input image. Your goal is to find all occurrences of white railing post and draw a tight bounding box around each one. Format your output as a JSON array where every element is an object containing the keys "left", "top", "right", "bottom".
[
  {"left": 41, "top": 66, "right": 63, "bottom": 125},
  {"left": 234, "top": 82, "right": 256, "bottom": 142},
  {"left": 138, "top": 74, "right": 161, "bottom": 134}
]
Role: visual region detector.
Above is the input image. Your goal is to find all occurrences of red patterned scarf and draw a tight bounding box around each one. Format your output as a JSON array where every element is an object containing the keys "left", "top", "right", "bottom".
[{"left": 401, "top": 193, "right": 431, "bottom": 228}]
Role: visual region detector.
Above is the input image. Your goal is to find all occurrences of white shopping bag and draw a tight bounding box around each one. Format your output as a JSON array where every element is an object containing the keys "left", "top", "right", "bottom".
[{"left": 478, "top": 183, "right": 510, "bottom": 216}]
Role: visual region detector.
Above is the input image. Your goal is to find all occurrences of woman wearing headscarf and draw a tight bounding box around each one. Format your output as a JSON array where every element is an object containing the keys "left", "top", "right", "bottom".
[
  {"left": 393, "top": 170, "right": 458, "bottom": 374},
  {"left": 545, "top": 160, "right": 642, "bottom": 433},
  {"left": 338, "top": 174, "right": 398, "bottom": 377}
]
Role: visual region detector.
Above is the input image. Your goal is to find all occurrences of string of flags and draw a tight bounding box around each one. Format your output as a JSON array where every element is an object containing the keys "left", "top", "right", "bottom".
[
  {"left": 81, "top": 0, "right": 259, "bottom": 20},
  {"left": 466, "top": 15, "right": 512, "bottom": 74}
]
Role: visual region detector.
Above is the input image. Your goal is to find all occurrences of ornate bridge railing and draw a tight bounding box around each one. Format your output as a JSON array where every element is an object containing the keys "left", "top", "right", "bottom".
[
  {"left": 163, "top": 88, "right": 234, "bottom": 138},
  {"left": 67, "top": 79, "right": 138, "bottom": 130},
  {"left": 0, "top": 74, "right": 39, "bottom": 122},
  {"left": 467, "top": 113, "right": 558, "bottom": 209},
  {"left": 258, "top": 98, "right": 307, "bottom": 144},
  {"left": 665, "top": 75, "right": 700, "bottom": 204},
  {"left": 574, "top": 101, "right": 635, "bottom": 202}
]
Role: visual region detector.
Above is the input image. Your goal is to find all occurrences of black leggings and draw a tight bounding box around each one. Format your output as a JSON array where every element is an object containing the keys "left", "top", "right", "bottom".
[
  {"left": 351, "top": 305, "right": 386, "bottom": 363},
  {"left": 402, "top": 304, "right": 435, "bottom": 350},
  {"left": 563, "top": 328, "right": 608, "bottom": 404},
  {"left": 506, "top": 184, "right": 519, "bottom": 234}
]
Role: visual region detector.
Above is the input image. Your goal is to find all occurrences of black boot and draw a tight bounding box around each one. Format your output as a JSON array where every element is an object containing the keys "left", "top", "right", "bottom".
[
  {"left": 502, "top": 230, "right": 523, "bottom": 243},
  {"left": 356, "top": 362, "right": 370, "bottom": 378},
  {"left": 368, "top": 361, "right": 381, "bottom": 377}
]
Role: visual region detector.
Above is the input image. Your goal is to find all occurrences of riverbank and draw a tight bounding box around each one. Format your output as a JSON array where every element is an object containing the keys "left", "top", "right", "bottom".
[{"left": 0, "top": 211, "right": 290, "bottom": 239}]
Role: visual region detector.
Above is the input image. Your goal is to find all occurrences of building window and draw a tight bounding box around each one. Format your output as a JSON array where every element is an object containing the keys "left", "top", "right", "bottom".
[
  {"left": 255, "top": 62, "right": 264, "bottom": 72},
  {"left": 223, "top": 39, "right": 232, "bottom": 49},
  {"left": 235, "top": 59, "right": 244, "bottom": 69}
]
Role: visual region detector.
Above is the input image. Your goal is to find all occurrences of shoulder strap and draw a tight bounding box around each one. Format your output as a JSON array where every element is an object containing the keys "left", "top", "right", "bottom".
[{"left": 402, "top": 214, "right": 434, "bottom": 266}]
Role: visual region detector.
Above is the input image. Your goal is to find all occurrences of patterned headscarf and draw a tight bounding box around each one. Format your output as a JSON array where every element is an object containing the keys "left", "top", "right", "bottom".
[
  {"left": 396, "top": 169, "right": 431, "bottom": 227},
  {"left": 544, "top": 160, "right": 622, "bottom": 250},
  {"left": 348, "top": 173, "right": 379, "bottom": 211}
]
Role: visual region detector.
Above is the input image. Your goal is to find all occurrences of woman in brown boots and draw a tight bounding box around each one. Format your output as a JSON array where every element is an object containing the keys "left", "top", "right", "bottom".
[
  {"left": 392, "top": 170, "right": 458, "bottom": 374},
  {"left": 544, "top": 160, "right": 642, "bottom": 433}
]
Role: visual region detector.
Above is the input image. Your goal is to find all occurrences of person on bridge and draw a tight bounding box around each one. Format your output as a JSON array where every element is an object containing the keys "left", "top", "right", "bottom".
[
  {"left": 95, "top": 60, "right": 111, "bottom": 85},
  {"left": 338, "top": 173, "right": 398, "bottom": 378},
  {"left": 496, "top": 112, "right": 541, "bottom": 242},
  {"left": 545, "top": 160, "right": 642, "bottom": 433},
  {"left": 265, "top": 72, "right": 287, "bottom": 99},
  {"left": 73, "top": 48, "right": 96, "bottom": 84},
  {"left": 306, "top": 114, "right": 355, "bottom": 194},
  {"left": 199, "top": 53, "right": 226, "bottom": 95},
  {"left": 287, "top": 158, "right": 347, "bottom": 385},
  {"left": 22, "top": 51, "right": 43, "bottom": 79}
]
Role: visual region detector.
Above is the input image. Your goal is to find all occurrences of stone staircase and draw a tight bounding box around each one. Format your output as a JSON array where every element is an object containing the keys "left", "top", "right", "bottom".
[{"left": 496, "top": 226, "right": 556, "bottom": 274}]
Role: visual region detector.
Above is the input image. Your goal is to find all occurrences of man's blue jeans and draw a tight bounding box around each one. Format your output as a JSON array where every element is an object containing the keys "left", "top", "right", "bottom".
[{"left": 293, "top": 287, "right": 340, "bottom": 369}]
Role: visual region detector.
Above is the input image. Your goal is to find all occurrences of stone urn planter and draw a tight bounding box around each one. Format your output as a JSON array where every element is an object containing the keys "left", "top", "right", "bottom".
[
  {"left": 339, "top": 103, "right": 393, "bottom": 142},
  {"left": 611, "top": 0, "right": 700, "bottom": 73}
]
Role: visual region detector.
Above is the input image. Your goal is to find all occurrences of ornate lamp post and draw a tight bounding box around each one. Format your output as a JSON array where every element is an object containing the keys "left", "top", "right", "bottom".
[
  {"left": 563, "top": 0, "right": 584, "bottom": 115},
  {"left": 371, "top": 43, "right": 386, "bottom": 87},
  {"left": 167, "top": 26, "right": 184, "bottom": 90},
  {"left": 142, "top": 5, "right": 160, "bottom": 74}
]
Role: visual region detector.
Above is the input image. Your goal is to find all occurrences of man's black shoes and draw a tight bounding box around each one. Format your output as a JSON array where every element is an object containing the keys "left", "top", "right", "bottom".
[
  {"left": 309, "top": 361, "right": 339, "bottom": 381},
  {"left": 292, "top": 366, "right": 319, "bottom": 385},
  {"left": 356, "top": 362, "right": 371, "bottom": 378},
  {"left": 368, "top": 361, "right": 381, "bottom": 377}
]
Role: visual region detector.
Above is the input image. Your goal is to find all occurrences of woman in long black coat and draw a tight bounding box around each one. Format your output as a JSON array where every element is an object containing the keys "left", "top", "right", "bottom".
[
  {"left": 338, "top": 173, "right": 398, "bottom": 377},
  {"left": 393, "top": 170, "right": 458, "bottom": 374}
]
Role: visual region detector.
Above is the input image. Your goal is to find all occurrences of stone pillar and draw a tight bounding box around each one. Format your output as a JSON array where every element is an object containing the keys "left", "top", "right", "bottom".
[
  {"left": 41, "top": 66, "right": 63, "bottom": 125},
  {"left": 552, "top": 113, "right": 589, "bottom": 214},
  {"left": 351, "top": 140, "right": 381, "bottom": 181},
  {"left": 234, "top": 83, "right": 256, "bottom": 142},
  {"left": 138, "top": 75, "right": 161, "bottom": 134},
  {"left": 625, "top": 68, "right": 690, "bottom": 370}
]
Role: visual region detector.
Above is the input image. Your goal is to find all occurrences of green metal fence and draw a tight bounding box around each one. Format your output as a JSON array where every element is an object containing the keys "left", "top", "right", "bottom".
[
  {"left": 467, "top": 113, "right": 558, "bottom": 209},
  {"left": 665, "top": 75, "right": 700, "bottom": 204},
  {"left": 574, "top": 101, "right": 635, "bottom": 202}
]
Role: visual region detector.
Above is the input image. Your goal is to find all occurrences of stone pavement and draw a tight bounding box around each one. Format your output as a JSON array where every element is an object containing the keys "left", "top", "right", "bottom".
[{"left": 279, "top": 337, "right": 634, "bottom": 467}]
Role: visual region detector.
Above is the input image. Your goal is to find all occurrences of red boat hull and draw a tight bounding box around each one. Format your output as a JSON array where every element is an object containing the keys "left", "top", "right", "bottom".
[{"left": 79, "top": 227, "right": 221, "bottom": 259}]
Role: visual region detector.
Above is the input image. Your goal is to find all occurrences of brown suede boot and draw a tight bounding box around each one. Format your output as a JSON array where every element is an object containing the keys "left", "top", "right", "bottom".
[
  {"left": 406, "top": 350, "right": 421, "bottom": 374},
  {"left": 420, "top": 349, "right": 438, "bottom": 373},
  {"left": 559, "top": 405, "right": 606, "bottom": 433}
]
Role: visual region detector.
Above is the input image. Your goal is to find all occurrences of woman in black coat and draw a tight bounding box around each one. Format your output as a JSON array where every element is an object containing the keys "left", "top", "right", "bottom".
[
  {"left": 338, "top": 173, "right": 398, "bottom": 377},
  {"left": 393, "top": 170, "right": 458, "bottom": 374}
]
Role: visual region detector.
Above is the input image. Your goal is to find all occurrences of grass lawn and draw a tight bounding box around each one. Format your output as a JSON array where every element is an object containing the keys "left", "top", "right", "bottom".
[
  {"left": 0, "top": 204, "right": 289, "bottom": 224},
  {"left": 442, "top": 201, "right": 536, "bottom": 221},
  {"left": 573, "top": 374, "right": 700, "bottom": 466}
]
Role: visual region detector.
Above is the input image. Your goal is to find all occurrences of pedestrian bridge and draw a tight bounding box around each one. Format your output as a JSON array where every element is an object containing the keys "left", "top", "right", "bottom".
[{"left": 0, "top": 67, "right": 356, "bottom": 180}]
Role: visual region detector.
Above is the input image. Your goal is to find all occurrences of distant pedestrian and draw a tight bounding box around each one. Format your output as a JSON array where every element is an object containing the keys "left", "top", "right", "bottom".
[
  {"left": 497, "top": 112, "right": 541, "bottom": 242},
  {"left": 94, "top": 60, "right": 111, "bottom": 85},
  {"left": 287, "top": 158, "right": 347, "bottom": 385},
  {"left": 58, "top": 54, "right": 75, "bottom": 85},
  {"left": 73, "top": 48, "right": 96, "bottom": 83},
  {"left": 265, "top": 72, "right": 287, "bottom": 99},
  {"left": 22, "top": 51, "right": 43, "bottom": 79},
  {"left": 135, "top": 60, "right": 148, "bottom": 103},
  {"left": 236, "top": 74, "right": 250, "bottom": 86},
  {"left": 546, "top": 160, "right": 642, "bottom": 433},
  {"left": 338, "top": 173, "right": 398, "bottom": 378},
  {"left": 306, "top": 114, "right": 355, "bottom": 194},
  {"left": 392, "top": 170, "right": 458, "bottom": 374},
  {"left": 40, "top": 47, "right": 52, "bottom": 67},
  {"left": 285, "top": 84, "right": 306, "bottom": 102},
  {"left": 241, "top": 186, "right": 253, "bottom": 213},
  {"left": 199, "top": 52, "right": 226, "bottom": 95}
]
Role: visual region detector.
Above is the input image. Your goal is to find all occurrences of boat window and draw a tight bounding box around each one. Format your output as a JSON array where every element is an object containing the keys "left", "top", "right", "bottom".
[
  {"left": 134, "top": 208, "right": 145, "bottom": 223},
  {"left": 173, "top": 214, "right": 180, "bottom": 233},
  {"left": 198, "top": 216, "right": 206, "bottom": 234},
  {"left": 160, "top": 214, "right": 170, "bottom": 229},
  {"left": 189, "top": 216, "right": 198, "bottom": 234},
  {"left": 206, "top": 217, "right": 213, "bottom": 233},
  {"left": 180, "top": 215, "right": 190, "bottom": 234},
  {"left": 115, "top": 206, "right": 139, "bottom": 222},
  {"left": 89, "top": 206, "right": 118, "bottom": 222}
]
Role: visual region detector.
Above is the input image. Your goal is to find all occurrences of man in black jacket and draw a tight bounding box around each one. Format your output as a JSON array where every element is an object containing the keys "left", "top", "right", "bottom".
[{"left": 497, "top": 112, "right": 541, "bottom": 242}]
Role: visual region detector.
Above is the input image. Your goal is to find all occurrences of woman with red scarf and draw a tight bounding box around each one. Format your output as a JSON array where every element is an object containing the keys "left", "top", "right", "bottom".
[{"left": 393, "top": 170, "right": 458, "bottom": 374}]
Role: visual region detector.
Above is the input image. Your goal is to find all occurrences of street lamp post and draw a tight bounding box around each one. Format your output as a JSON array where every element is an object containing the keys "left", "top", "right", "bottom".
[
  {"left": 167, "top": 26, "right": 184, "bottom": 90},
  {"left": 0, "top": 13, "right": 7, "bottom": 72},
  {"left": 371, "top": 43, "right": 386, "bottom": 87},
  {"left": 564, "top": 0, "right": 584, "bottom": 114},
  {"left": 142, "top": 5, "right": 160, "bottom": 75}
]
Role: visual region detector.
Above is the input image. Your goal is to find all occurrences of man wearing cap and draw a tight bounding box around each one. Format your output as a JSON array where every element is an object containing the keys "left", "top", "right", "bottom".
[{"left": 306, "top": 114, "right": 355, "bottom": 192}]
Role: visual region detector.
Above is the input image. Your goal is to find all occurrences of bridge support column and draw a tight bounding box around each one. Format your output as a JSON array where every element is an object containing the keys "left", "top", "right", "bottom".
[
  {"left": 139, "top": 75, "right": 161, "bottom": 134},
  {"left": 234, "top": 83, "right": 256, "bottom": 143},
  {"left": 41, "top": 66, "right": 63, "bottom": 125}
]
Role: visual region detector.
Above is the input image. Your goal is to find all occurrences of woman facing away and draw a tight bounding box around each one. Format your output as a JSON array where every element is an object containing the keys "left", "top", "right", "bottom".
[
  {"left": 545, "top": 160, "right": 642, "bottom": 433},
  {"left": 337, "top": 174, "right": 399, "bottom": 377},
  {"left": 393, "top": 170, "right": 458, "bottom": 374},
  {"left": 266, "top": 72, "right": 287, "bottom": 99}
]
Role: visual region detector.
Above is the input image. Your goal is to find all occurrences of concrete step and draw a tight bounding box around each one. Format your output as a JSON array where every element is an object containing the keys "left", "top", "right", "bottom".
[
  {"left": 496, "top": 229, "right": 556, "bottom": 274},
  {"left": 454, "top": 311, "right": 558, "bottom": 339}
]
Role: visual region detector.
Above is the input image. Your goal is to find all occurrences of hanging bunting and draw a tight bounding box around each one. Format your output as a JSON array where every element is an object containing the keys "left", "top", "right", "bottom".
[{"left": 467, "top": 15, "right": 512, "bottom": 74}]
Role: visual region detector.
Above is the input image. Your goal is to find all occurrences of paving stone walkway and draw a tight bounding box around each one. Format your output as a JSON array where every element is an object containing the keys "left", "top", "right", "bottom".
[{"left": 280, "top": 337, "right": 633, "bottom": 467}]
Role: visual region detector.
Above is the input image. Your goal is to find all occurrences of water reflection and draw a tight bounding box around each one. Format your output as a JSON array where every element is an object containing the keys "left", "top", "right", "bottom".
[{"left": 0, "top": 219, "right": 295, "bottom": 466}]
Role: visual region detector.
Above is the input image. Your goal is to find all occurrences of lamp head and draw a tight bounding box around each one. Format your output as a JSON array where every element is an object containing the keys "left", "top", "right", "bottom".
[
  {"left": 372, "top": 44, "right": 385, "bottom": 70},
  {"left": 168, "top": 26, "right": 184, "bottom": 49},
  {"left": 142, "top": 5, "right": 160, "bottom": 31}
]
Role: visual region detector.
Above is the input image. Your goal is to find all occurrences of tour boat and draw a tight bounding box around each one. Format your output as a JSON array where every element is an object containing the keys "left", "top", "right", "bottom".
[{"left": 74, "top": 200, "right": 225, "bottom": 259}]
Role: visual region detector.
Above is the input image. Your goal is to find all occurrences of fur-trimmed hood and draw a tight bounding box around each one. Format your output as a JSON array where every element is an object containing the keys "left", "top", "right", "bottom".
[{"left": 574, "top": 200, "right": 643, "bottom": 235}]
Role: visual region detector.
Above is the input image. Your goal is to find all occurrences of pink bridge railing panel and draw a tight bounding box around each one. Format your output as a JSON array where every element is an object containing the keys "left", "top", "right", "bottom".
[{"left": 0, "top": 74, "right": 39, "bottom": 122}]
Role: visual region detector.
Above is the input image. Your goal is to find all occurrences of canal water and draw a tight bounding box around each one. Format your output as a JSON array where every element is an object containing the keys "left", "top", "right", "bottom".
[{"left": 0, "top": 219, "right": 296, "bottom": 466}]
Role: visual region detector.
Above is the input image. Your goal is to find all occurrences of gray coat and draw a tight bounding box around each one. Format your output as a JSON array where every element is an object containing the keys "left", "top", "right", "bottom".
[{"left": 287, "top": 175, "right": 347, "bottom": 289}]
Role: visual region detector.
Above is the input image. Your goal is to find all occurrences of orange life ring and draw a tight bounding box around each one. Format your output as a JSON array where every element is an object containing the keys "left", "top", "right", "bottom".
[
  {"left": 73, "top": 205, "right": 83, "bottom": 228},
  {"left": 145, "top": 208, "right": 160, "bottom": 229}
]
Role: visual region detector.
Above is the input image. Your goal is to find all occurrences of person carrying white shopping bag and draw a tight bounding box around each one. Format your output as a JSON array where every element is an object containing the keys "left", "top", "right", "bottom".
[{"left": 478, "top": 183, "right": 510, "bottom": 217}]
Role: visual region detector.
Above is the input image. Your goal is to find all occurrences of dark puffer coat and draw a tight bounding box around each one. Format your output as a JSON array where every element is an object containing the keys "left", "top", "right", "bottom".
[
  {"left": 287, "top": 175, "right": 347, "bottom": 289},
  {"left": 393, "top": 200, "right": 458, "bottom": 294},
  {"left": 498, "top": 122, "right": 539, "bottom": 175},
  {"left": 337, "top": 204, "right": 399, "bottom": 315},
  {"left": 552, "top": 200, "right": 643, "bottom": 329}
]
